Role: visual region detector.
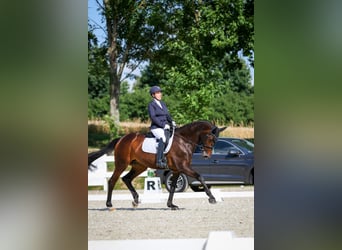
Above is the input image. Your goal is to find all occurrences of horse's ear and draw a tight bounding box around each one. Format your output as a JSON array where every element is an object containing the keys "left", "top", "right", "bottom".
[
  {"left": 219, "top": 127, "right": 227, "bottom": 132},
  {"left": 212, "top": 126, "right": 222, "bottom": 137}
]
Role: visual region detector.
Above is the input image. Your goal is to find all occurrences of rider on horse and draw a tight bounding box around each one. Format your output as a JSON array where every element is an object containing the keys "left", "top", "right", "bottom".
[{"left": 148, "top": 86, "right": 176, "bottom": 169}]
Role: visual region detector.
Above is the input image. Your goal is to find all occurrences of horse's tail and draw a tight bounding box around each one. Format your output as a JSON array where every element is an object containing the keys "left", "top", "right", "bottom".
[{"left": 88, "top": 137, "right": 121, "bottom": 170}]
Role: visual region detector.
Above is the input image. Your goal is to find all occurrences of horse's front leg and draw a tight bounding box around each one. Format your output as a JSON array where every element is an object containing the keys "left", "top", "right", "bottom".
[
  {"left": 198, "top": 175, "right": 216, "bottom": 204},
  {"left": 166, "top": 172, "right": 180, "bottom": 210},
  {"left": 183, "top": 169, "right": 216, "bottom": 204}
]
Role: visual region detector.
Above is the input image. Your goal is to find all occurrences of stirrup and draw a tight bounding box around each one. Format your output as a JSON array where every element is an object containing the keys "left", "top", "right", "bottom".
[{"left": 157, "top": 160, "right": 168, "bottom": 169}]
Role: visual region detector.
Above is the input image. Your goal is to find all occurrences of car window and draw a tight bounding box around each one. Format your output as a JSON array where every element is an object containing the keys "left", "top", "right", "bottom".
[
  {"left": 194, "top": 139, "right": 254, "bottom": 154},
  {"left": 213, "top": 141, "right": 235, "bottom": 154},
  {"left": 230, "top": 139, "right": 254, "bottom": 153}
]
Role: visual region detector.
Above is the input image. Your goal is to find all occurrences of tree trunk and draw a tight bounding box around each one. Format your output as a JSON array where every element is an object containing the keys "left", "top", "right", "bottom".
[
  {"left": 109, "top": 73, "right": 120, "bottom": 125},
  {"left": 104, "top": 0, "right": 120, "bottom": 125},
  {"left": 108, "top": 44, "right": 120, "bottom": 124}
]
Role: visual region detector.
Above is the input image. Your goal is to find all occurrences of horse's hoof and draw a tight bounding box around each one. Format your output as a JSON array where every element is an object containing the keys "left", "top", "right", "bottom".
[
  {"left": 132, "top": 201, "right": 139, "bottom": 208},
  {"left": 106, "top": 202, "right": 113, "bottom": 207},
  {"left": 168, "top": 204, "right": 179, "bottom": 210},
  {"left": 209, "top": 198, "right": 217, "bottom": 204}
]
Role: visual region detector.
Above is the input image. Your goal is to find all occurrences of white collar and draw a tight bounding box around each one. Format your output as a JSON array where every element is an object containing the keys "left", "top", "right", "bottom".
[{"left": 154, "top": 99, "right": 162, "bottom": 108}]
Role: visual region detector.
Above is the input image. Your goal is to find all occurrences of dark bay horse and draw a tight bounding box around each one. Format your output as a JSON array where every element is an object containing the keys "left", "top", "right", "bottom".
[{"left": 88, "top": 120, "right": 226, "bottom": 210}]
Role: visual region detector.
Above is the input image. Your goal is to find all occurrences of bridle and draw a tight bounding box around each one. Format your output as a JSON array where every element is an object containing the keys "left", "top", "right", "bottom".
[
  {"left": 176, "top": 125, "right": 219, "bottom": 152},
  {"left": 198, "top": 132, "right": 218, "bottom": 151}
]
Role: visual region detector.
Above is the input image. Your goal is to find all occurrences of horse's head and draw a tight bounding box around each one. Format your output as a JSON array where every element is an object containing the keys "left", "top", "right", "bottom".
[
  {"left": 176, "top": 121, "right": 227, "bottom": 158},
  {"left": 199, "top": 125, "right": 227, "bottom": 159}
]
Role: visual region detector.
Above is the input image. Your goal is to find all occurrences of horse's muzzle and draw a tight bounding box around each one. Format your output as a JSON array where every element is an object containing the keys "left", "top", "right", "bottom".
[{"left": 202, "top": 152, "right": 210, "bottom": 159}]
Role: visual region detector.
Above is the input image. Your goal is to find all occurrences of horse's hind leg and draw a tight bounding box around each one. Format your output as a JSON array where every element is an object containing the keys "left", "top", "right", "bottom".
[
  {"left": 167, "top": 172, "right": 180, "bottom": 210},
  {"left": 106, "top": 171, "right": 121, "bottom": 207},
  {"left": 106, "top": 159, "right": 130, "bottom": 208},
  {"left": 122, "top": 162, "right": 146, "bottom": 207}
]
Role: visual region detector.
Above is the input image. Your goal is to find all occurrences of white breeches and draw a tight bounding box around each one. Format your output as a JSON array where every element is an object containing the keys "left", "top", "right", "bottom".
[{"left": 151, "top": 128, "right": 166, "bottom": 143}]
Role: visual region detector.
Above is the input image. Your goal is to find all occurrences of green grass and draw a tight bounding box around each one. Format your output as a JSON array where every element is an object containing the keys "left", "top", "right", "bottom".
[
  {"left": 88, "top": 123, "right": 111, "bottom": 149},
  {"left": 88, "top": 131, "right": 111, "bottom": 149},
  {"left": 107, "top": 162, "right": 114, "bottom": 171}
]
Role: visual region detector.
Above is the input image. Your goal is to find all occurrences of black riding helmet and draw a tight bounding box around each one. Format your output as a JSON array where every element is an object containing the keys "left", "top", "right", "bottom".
[{"left": 149, "top": 86, "right": 162, "bottom": 96}]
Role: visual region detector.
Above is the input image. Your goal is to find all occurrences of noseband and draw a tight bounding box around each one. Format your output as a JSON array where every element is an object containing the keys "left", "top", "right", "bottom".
[{"left": 198, "top": 132, "right": 218, "bottom": 151}]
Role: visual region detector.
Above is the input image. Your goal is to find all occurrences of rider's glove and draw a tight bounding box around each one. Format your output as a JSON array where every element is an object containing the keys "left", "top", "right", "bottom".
[
  {"left": 164, "top": 124, "right": 170, "bottom": 130},
  {"left": 172, "top": 121, "right": 176, "bottom": 127}
]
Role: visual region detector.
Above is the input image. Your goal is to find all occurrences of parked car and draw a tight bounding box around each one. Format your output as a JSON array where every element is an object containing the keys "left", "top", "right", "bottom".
[{"left": 155, "top": 137, "right": 254, "bottom": 192}]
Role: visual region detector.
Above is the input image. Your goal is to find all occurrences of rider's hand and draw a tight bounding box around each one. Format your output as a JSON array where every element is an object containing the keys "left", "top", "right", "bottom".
[
  {"left": 172, "top": 121, "right": 176, "bottom": 127},
  {"left": 164, "top": 124, "right": 170, "bottom": 130}
]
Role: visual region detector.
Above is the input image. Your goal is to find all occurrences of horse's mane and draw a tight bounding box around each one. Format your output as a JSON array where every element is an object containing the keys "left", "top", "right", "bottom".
[
  {"left": 175, "top": 120, "right": 221, "bottom": 140},
  {"left": 176, "top": 120, "right": 213, "bottom": 131}
]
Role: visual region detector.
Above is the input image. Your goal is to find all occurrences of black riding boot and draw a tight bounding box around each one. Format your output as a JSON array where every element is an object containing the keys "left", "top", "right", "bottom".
[{"left": 156, "top": 140, "right": 167, "bottom": 169}]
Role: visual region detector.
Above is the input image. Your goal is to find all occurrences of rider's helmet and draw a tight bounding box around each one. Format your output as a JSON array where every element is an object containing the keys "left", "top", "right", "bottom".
[{"left": 149, "top": 85, "right": 162, "bottom": 96}]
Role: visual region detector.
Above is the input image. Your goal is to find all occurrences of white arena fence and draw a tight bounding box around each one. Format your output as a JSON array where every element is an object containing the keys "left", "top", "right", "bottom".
[{"left": 88, "top": 154, "right": 148, "bottom": 191}]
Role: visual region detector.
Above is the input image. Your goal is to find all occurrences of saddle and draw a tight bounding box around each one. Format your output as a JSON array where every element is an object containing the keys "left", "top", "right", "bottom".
[{"left": 141, "top": 128, "right": 175, "bottom": 154}]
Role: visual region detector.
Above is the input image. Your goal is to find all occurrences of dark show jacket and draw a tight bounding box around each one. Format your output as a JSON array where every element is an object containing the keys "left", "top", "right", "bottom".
[{"left": 148, "top": 100, "right": 173, "bottom": 129}]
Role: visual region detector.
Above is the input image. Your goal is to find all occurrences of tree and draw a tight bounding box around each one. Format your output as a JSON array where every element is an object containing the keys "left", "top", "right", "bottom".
[
  {"left": 89, "top": 0, "right": 254, "bottom": 124},
  {"left": 140, "top": 0, "right": 254, "bottom": 123},
  {"left": 88, "top": 27, "right": 110, "bottom": 118},
  {"left": 88, "top": 27, "right": 108, "bottom": 99},
  {"left": 94, "top": 0, "right": 167, "bottom": 124},
  {"left": 120, "top": 85, "right": 151, "bottom": 122}
]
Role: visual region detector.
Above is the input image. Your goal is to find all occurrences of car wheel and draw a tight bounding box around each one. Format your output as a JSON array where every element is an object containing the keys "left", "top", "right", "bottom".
[
  {"left": 248, "top": 170, "right": 254, "bottom": 185},
  {"left": 190, "top": 185, "right": 212, "bottom": 192},
  {"left": 165, "top": 172, "right": 189, "bottom": 192}
]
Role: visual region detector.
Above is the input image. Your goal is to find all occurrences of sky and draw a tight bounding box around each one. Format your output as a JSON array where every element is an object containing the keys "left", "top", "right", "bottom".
[
  {"left": 88, "top": 1, "right": 106, "bottom": 43},
  {"left": 88, "top": 0, "right": 254, "bottom": 86}
]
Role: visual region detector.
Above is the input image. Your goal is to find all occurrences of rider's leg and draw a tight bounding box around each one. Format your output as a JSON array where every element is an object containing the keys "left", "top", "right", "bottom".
[
  {"left": 151, "top": 128, "right": 167, "bottom": 168},
  {"left": 156, "top": 139, "right": 167, "bottom": 168}
]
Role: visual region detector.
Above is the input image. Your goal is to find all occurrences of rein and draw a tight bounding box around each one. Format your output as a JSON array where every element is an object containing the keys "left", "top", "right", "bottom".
[
  {"left": 177, "top": 130, "right": 218, "bottom": 152},
  {"left": 198, "top": 132, "right": 218, "bottom": 150}
]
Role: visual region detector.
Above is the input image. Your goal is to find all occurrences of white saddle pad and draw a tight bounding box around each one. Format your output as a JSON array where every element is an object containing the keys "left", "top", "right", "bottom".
[{"left": 142, "top": 133, "right": 174, "bottom": 154}]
